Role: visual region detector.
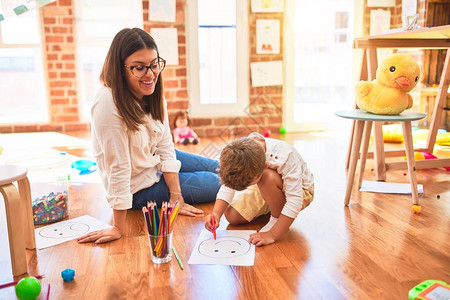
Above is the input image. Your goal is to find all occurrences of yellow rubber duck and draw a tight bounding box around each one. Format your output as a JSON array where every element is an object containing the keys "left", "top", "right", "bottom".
[{"left": 356, "top": 54, "right": 420, "bottom": 115}]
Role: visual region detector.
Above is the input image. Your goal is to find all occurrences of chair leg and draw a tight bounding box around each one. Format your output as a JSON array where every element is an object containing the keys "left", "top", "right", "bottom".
[
  {"left": 402, "top": 122, "right": 420, "bottom": 205},
  {"left": 1, "top": 184, "right": 28, "bottom": 276},
  {"left": 344, "top": 120, "right": 365, "bottom": 206},
  {"left": 18, "top": 177, "right": 36, "bottom": 249}
]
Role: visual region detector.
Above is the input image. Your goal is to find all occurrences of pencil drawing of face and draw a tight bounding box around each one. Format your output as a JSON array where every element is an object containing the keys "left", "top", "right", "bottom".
[
  {"left": 198, "top": 237, "right": 252, "bottom": 258},
  {"left": 38, "top": 222, "right": 90, "bottom": 239}
]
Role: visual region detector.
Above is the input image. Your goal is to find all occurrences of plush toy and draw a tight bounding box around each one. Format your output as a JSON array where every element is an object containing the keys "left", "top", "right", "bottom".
[
  {"left": 356, "top": 54, "right": 420, "bottom": 115},
  {"left": 172, "top": 110, "right": 199, "bottom": 145}
]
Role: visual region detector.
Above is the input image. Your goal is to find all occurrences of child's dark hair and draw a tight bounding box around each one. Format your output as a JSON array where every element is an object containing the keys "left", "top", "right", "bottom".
[
  {"left": 173, "top": 110, "right": 191, "bottom": 129},
  {"left": 219, "top": 137, "right": 266, "bottom": 191}
]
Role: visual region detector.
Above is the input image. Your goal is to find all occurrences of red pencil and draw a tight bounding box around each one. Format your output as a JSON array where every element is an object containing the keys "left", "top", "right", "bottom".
[
  {"left": 211, "top": 214, "right": 216, "bottom": 240},
  {"left": 0, "top": 274, "right": 45, "bottom": 289}
]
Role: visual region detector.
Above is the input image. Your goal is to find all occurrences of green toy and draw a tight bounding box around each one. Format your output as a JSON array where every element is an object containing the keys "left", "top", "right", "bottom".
[
  {"left": 279, "top": 126, "right": 286, "bottom": 134},
  {"left": 15, "top": 276, "right": 41, "bottom": 300},
  {"left": 408, "top": 279, "right": 449, "bottom": 300}
]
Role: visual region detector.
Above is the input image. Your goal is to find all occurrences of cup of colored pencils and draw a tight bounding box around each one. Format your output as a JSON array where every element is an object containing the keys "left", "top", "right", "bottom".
[{"left": 143, "top": 200, "right": 180, "bottom": 264}]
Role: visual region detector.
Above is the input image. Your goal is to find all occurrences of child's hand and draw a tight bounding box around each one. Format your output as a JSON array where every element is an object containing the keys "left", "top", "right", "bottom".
[
  {"left": 204, "top": 212, "right": 220, "bottom": 232},
  {"left": 77, "top": 226, "right": 122, "bottom": 244},
  {"left": 249, "top": 231, "right": 276, "bottom": 247}
]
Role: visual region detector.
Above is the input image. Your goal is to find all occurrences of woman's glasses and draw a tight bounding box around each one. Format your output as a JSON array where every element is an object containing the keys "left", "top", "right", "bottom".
[{"left": 125, "top": 58, "right": 166, "bottom": 78}]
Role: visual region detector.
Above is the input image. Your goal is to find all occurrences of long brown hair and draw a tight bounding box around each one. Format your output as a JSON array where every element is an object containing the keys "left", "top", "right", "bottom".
[{"left": 100, "top": 28, "right": 164, "bottom": 132}]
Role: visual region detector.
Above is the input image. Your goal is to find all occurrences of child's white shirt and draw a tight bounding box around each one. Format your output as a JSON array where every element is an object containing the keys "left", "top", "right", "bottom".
[{"left": 216, "top": 132, "right": 314, "bottom": 219}]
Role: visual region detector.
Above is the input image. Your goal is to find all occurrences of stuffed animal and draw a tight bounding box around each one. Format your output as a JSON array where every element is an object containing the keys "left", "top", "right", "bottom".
[
  {"left": 356, "top": 54, "right": 420, "bottom": 115},
  {"left": 172, "top": 110, "right": 199, "bottom": 145}
]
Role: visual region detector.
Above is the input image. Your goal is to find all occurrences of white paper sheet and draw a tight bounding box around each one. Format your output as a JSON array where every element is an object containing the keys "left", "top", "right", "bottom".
[
  {"left": 149, "top": 0, "right": 176, "bottom": 23},
  {"left": 151, "top": 28, "right": 179, "bottom": 65},
  {"left": 256, "top": 19, "right": 280, "bottom": 54},
  {"left": 250, "top": 61, "right": 283, "bottom": 87},
  {"left": 188, "top": 229, "right": 256, "bottom": 266},
  {"left": 35, "top": 215, "right": 112, "bottom": 249},
  {"left": 360, "top": 180, "right": 424, "bottom": 194}
]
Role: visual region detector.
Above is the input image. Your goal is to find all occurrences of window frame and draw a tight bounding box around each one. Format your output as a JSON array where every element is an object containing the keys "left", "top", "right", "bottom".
[
  {"left": 186, "top": 0, "right": 249, "bottom": 117},
  {"left": 0, "top": 8, "right": 49, "bottom": 124}
]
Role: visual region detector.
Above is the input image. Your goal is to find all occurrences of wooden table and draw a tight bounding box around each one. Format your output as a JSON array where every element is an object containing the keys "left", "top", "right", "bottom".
[{"left": 349, "top": 25, "right": 450, "bottom": 181}]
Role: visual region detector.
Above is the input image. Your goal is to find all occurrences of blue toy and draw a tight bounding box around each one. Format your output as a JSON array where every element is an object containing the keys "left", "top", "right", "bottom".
[
  {"left": 61, "top": 268, "right": 75, "bottom": 282},
  {"left": 71, "top": 159, "right": 97, "bottom": 175}
]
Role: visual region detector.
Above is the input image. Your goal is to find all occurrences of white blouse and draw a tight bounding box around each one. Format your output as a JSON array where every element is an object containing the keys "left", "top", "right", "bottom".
[
  {"left": 216, "top": 132, "right": 314, "bottom": 219},
  {"left": 91, "top": 86, "right": 181, "bottom": 209}
]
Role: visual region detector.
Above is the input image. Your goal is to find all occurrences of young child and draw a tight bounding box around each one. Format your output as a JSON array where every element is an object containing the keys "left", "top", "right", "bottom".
[
  {"left": 204, "top": 132, "right": 314, "bottom": 246},
  {"left": 172, "top": 110, "right": 199, "bottom": 145}
]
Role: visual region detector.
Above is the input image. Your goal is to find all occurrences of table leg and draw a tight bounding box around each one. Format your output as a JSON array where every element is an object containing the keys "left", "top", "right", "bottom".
[
  {"left": 402, "top": 121, "right": 420, "bottom": 205},
  {"left": 357, "top": 121, "right": 373, "bottom": 189},
  {"left": 344, "top": 120, "right": 365, "bottom": 206}
]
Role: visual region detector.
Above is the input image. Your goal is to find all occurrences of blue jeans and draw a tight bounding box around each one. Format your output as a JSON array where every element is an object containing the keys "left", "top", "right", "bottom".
[{"left": 132, "top": 149, "right": 220, "bottom": 208}]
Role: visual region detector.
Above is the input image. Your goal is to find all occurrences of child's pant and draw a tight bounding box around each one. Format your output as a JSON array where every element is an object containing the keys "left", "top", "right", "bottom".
[{"left": 230, "top": 184, "right": 314, "bottom": 222}]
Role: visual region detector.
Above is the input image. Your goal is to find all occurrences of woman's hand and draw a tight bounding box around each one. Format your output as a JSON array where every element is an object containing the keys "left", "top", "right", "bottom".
[
  {"left": 179, "top": 202, "right": 203, "bottom": 216},
  {"left": 204, "top": 212, "right": 220, "bottom": 232},
  {"left": 77, "top": 226, "right": 122, "bottom": 244},
  {"left": 170, "top": 195, "right": 203, "bottom": 217}
]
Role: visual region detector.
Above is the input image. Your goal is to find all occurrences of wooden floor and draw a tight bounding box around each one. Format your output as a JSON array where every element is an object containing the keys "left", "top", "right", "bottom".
[{"left": 0, "top": 131, "right": 449, "bottom": 299}]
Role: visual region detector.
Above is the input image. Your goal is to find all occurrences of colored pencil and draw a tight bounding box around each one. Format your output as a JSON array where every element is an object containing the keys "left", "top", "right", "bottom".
[
  {"left": 0, "top": 274, "right": 45, "bottom": 289},
  {"left": 211, "top": 214, "right": 217, "bottom": 240},
  {"left": 45, "top": 283, "right": 51, "bottom": 300},
  {"left": 172, "top": 245, "right": 183, "bottom": 270}
]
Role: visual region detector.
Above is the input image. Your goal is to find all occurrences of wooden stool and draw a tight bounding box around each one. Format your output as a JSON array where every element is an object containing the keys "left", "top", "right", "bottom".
[
  {"left": 335, "top": 109, "right": 427, "bottom": 210},
  {"left": 0, "top": 165, "right": 36, "bottom": 276}
]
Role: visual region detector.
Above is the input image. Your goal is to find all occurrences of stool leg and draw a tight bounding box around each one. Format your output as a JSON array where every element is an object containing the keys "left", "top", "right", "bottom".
[
  {"left": 357, "top": 121, "right": 373, "bottom": 189},
  {"left": 344, "top": 120, "right": 365, "bottom": 206},
  {"left": 345, "top": 120, "right": 356, "bottom": 170},
  {"left": 373, "top": 123, "right": 387, "bottom": 181},
  {"left": 1, "top": 184, "right": 28, "bottom": 276},
  {"left": 402, "top": 121, "right": 420, "bottom": 205},
  {"left": 18, "top": 177, "right": 36, "bottom": 249}
]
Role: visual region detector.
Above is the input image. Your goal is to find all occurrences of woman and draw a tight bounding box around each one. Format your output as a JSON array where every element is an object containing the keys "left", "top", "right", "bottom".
[{"left": 78, "top": 28, "right": 220, "bottom": 244}]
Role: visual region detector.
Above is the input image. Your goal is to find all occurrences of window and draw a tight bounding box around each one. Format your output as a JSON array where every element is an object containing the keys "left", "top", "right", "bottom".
[
  {"left": 187, "top": 0, "right": 249, "bottom": 117},
  {"left": 284, "top": 0, "right": 353, "bottom": 131},
  {"left": 74, "top": 0, "right": 142, "bottom": 122},
  {"left": 0, "top": 4, "right": 47, "bottom": 124}
]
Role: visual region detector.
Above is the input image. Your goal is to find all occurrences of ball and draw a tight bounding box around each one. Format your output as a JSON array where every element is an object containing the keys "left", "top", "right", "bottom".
[
  {"left": 15, "top": 276, "right": 41, "bottom": 300},
  {"left": 279, "top": 126, "right": 287, "bottom": 134}
]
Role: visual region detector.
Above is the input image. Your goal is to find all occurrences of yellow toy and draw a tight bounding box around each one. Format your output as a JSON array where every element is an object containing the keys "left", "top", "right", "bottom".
[{"left": 356, "top": 54, "right": 420, "bottom": 115}]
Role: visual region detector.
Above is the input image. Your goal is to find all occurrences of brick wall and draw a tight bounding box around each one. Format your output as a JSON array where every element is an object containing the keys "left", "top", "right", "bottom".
[
  {"left": 143, "top": 0, "right": 284, "bottom": 138},
  {"left": 0, "top": 0, "right": 433, "bottom": 135}
]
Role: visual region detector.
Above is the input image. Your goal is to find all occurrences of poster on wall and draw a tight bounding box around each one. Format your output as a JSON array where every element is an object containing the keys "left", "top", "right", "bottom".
[
  {"left": 149, "top": 0, "right": 176, "bottom": 23},
  {"left": 251, "top": 0, "right": 284, "bottom": 13},
  {"left": 370, "top": 9, "right": 391, "bottom": 36},
  {"left": 367, "top": 0, "right": 395, "bottom": 7},
  {"left": 0, "top": 0, "right": 56, "bottom": 21},
  {"left": 256, "top": 19, "right": 280, "bottom": 54},
  {"left": 250, "top": 61, "right": 283, "bottom": 87},
  {"left": 151, "top": 28, "right": 179, "bottom": 65}
]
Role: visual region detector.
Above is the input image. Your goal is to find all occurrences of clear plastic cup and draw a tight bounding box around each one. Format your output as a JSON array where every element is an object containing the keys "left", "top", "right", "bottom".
[{"left": 148, "top": 232, "right": 173, "bottom": 264}]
